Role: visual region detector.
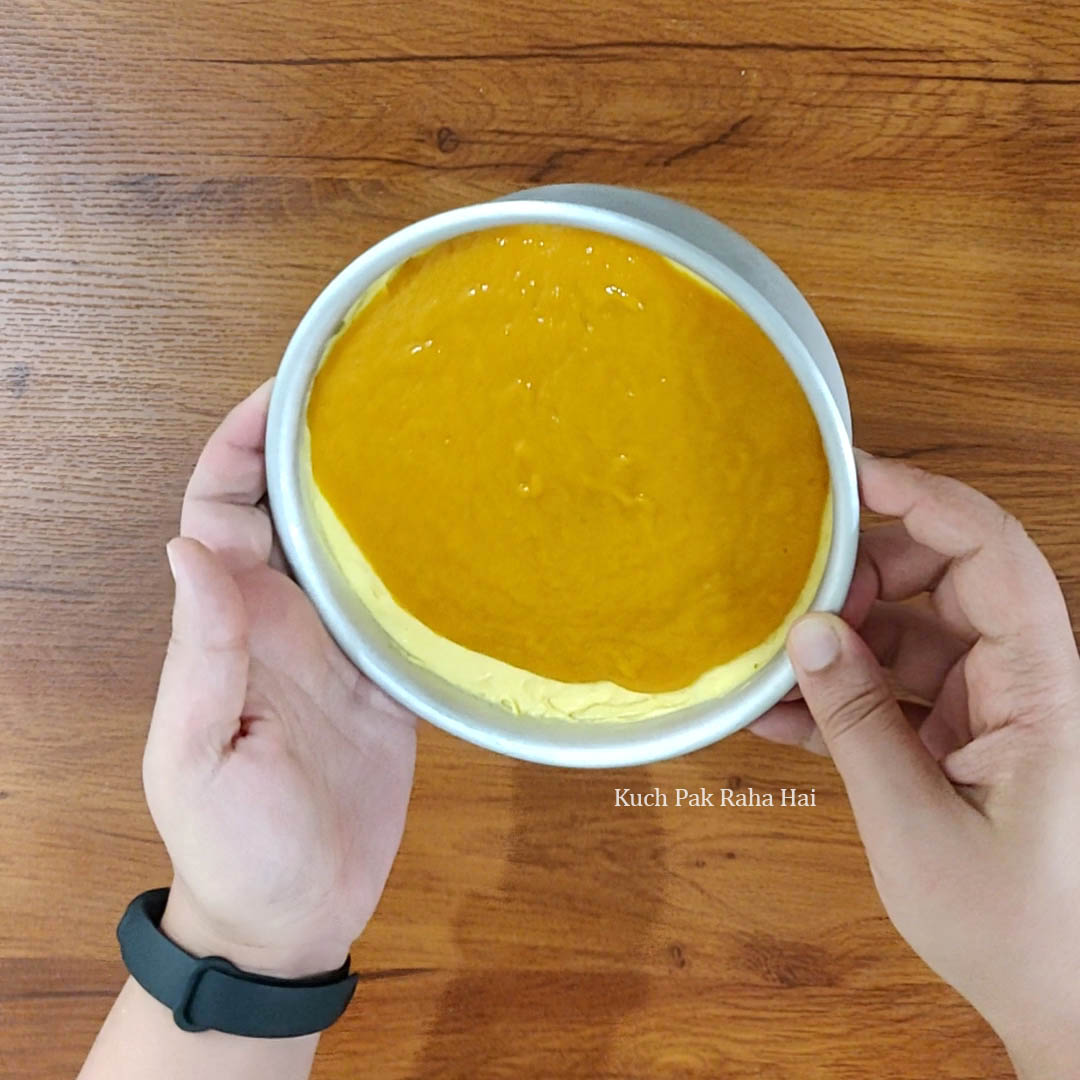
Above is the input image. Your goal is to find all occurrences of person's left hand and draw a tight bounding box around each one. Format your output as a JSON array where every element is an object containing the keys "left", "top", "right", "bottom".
[
  {"left": 143, "top": 380, "right": 416, "bottom": 978},
  {"left": 749, "top": 504, "right": 956, "bottom": 755}
]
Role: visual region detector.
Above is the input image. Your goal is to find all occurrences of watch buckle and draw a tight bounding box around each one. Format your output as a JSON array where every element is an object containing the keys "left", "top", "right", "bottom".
[{"left": 173, "top": 955, "right": 237, "bottom": 1033}]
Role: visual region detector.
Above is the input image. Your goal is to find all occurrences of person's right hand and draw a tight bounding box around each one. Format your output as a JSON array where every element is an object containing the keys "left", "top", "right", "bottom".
[{"left": 752, "top": 452, "right": 1080, "bottom": 1079}]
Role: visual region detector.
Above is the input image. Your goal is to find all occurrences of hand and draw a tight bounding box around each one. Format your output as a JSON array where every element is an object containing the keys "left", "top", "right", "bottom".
[
  {"left": 752, "top": 452, "right": 1080, "bottom": 1077},
  {"left": 143, "top": 381, "right": 417, "bottom": 979}
]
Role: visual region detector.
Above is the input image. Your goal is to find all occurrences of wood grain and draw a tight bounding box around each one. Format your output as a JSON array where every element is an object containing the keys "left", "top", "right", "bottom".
[{"left": 2, "top": 1, "right": 1078, "bottom": 1076}]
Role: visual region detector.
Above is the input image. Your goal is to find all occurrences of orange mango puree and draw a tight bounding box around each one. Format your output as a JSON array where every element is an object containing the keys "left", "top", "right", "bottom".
[{"left": 307, "top": 225, "right": 829, "bottom": 700}]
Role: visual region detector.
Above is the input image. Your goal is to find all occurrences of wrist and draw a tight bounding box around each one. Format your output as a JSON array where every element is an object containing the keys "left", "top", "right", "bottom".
[{"left": 160, "top": 881, "right": 351, "bottom": 980}]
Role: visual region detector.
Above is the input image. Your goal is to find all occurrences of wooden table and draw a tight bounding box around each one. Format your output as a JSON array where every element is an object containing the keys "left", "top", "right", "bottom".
[{"left": 3, "top": 2, "right": 1078, "bottom": 1076}]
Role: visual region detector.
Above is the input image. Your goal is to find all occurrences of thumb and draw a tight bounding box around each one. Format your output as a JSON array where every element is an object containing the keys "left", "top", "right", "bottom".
[
  {"left": 151, "top": 537, "right": 249, "bottom": 762},
  {"left": 785, "top": 613, "right": 959, "bottom": 846}
]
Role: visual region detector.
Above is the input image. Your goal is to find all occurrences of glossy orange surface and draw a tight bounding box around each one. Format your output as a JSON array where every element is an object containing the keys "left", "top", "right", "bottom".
[{"left": 308, "top": 225, "right": 829, "bottom": 692}]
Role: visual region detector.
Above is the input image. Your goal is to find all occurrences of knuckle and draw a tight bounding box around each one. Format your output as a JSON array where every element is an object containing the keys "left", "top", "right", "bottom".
[
  {"left": 921, "top": 468, "right": 1003, "bottom": 528},
  {"left": 995, "top": 506, "right": 1025, "bottom": 546},
  {"left": 916, "top": 466, "right": 960, "bottom": 501},
  {"left": 824, "top": 682, "right": 895, "bottom": 743}
]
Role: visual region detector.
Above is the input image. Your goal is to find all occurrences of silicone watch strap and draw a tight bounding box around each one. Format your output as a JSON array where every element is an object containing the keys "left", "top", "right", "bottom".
[{"left": 116, "top": 888, "right": 358, "bottom": 1038}]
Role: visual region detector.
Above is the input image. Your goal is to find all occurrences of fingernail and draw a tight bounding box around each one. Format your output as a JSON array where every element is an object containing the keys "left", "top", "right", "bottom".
[
  {"left": 165, "top": 540, "right": 181, "bottom": 582},
  {"left": 748, "top": 713, "right": 788, "bottom": 740},
  {"left": 853, "top": 447, "right": 873, "bottom": 465},
  {"left": 787, "top": 616, "right": 840, "bottom": 673}
]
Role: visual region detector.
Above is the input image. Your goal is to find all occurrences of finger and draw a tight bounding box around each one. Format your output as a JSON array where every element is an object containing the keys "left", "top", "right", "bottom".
[
  {"left": 786, "top": 613, "right": 966, "bottom": 849},
  {"left": 777, "top": 549, "right": 878, "bottom": 710},
  {"left": 269, "top": 534, "right": 290, "bottom": 575},
  {"left": 775, "top": 586, "right": 963, "bottom": 708},
  {"left": 150, "top": 538, "right": 248, "bottom": 763},
  {"left": 181, "top": 380, "right": 275, "bottom": 571},
  {"left": 859, "top": 521, "right": 951, "bottom": 602},
  {"left": 185, "top": 380, "right": 273, "bottom": 505},
  {"left": 857, "top": 522, "right": 976, "bottom": 646},
  {"left": 839, "top": 546, "right": 880, "bottom": 629},
  {"left": 753, "top": 675, "right": 933, "bottom": 755},
  {"left": 857, "top": 454, "right": 1072, "bottom": 649},
  {"left": 942, "top": 723, "right": 1030, "bottom": 790},
  {"left": 749, "top": 703, "right": 829, "bottom": 755},
  {"left": 918, "top": 658, "right": 972, "bottom": 762},
  {"left": 858, "top": 600, "right": 970, "bottom": 702}
]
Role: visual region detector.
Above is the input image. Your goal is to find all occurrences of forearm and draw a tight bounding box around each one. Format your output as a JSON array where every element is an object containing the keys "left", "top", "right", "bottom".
[{"left": 77, "top": 976, "right": 319, "bottom": 1080}]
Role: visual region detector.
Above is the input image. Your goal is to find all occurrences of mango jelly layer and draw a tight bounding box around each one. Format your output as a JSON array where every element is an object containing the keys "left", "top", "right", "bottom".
[{"left": 307, "top": 224, "right": 830, "bottom": 694}]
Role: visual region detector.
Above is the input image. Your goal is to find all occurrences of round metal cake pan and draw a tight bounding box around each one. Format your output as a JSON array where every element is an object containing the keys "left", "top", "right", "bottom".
[{"left": 266, "top": 184, "right": 859, "bottom": 768}]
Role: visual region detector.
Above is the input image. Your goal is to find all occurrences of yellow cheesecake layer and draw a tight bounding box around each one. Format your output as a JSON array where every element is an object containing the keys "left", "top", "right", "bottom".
[{"left": 305, "top": 224, "right": 831, "bottom": 719}]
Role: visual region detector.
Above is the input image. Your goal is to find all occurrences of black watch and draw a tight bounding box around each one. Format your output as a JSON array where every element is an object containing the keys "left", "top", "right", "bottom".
[{"left": 116, "top": 888, "right": 358, "bottom": 1038}]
